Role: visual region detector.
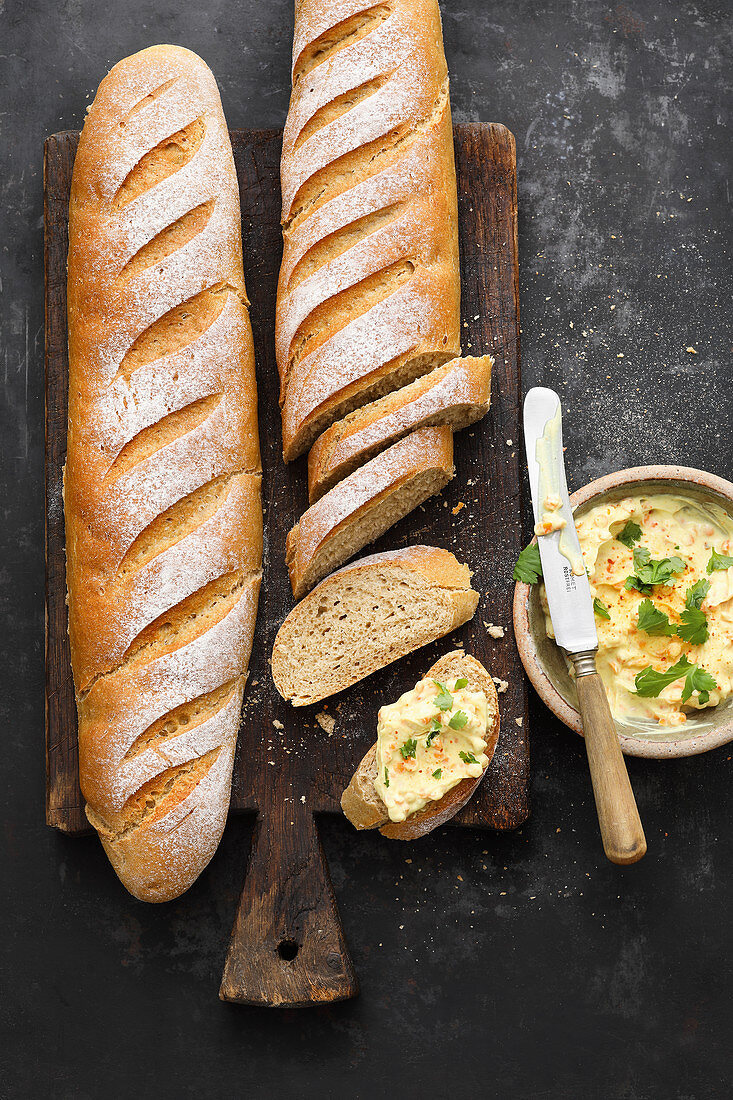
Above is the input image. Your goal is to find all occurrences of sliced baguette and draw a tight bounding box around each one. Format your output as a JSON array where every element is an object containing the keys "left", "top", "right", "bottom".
[
  {"left": 272, "top": 547, "right": 479, "bottom": 706},
  {"left": 286, "top": 426, "right": 454, "bottom": 599},
  {"left": 341, "top": 651, "right": 500, "bottom": 839},
  {"left": 308, "top": 355, "right": 493, "bottom": 501}
]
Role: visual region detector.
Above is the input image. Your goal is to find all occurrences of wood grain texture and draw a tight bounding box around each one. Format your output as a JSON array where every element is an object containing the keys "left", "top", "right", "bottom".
[
  {"left": 575, "top": 672, "right": 647, "bottom": 865},
  {"left": 44, "top": 124, "right": 528, "bottom": 1004}
]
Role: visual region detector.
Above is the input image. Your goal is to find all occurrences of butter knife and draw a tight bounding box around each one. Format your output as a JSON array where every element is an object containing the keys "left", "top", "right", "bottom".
[{"left": 524, "top": 387, "right": 646, "bottom": 865}]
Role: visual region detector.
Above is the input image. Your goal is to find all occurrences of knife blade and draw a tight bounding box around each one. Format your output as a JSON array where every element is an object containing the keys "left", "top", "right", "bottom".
[{"left": 523, "top": 387, "right": 597, "bottom": 654}]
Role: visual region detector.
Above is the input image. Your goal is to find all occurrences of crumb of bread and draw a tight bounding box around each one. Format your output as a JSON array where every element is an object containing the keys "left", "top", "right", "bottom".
[
  {"left": 515, "top": 717, "right": 524, "bottom": 727},
  {"left": 493, "top": 677, "right": 509, "bottom": 694},
  {"left": 686, "top": 346, "right": 697, "bottom": 353},
  {"left": 272, "top": 719, "right": 284, "bottom": 729},
  {"left": 300, "top": 795, "right": 306, "bottom": 803},
  {"left": 315, "top": 711, "right": 335, "bottom": 734},
  {"left": 484, "top": 622, "right": 505, "bottom": 639},
  {"left": 452, "top": 501, "right": 465, "bottom": 515}
]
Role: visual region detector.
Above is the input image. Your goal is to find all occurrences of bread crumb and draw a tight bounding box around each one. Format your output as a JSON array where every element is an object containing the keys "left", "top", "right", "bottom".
[
  {"left": 484, "top": 622, "right": 505, "bottom": 639},
  {"left": 506, "top": 439, "right": 513, "bottom": 446},
  {"left": 300, "top": 795, "right": 306, "bottom": 803},
  {"left": 493, "top": 677, "right": 509, "bottom": 694},
  {"left": 272, "top": 719, "right": 284, "bottom": 729},
  {"left": 315, "top": 711, "right": 335, "bottom": 734},
  {"left": 452, "top": 501, "right": 465, "bottom": 515},
  {"left": 686, "top": 346, "right": 697, "bottom": 354},
  {"left": 515, "top": 717, "right": 524, "bottom": 727}
]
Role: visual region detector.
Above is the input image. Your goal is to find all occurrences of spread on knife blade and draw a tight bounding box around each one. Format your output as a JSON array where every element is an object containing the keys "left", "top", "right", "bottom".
[{"left": 533, "top": 405, "right": 585, "bottom": 576}]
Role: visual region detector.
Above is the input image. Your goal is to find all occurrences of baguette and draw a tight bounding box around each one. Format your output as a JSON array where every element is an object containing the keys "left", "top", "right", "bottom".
[
  {"left": 286, "top": 425, "right": 454, "bottom": 598},
  {"left": 276, "top": 0, "right": 460, "bottom": 460},
  {"left": 341, "top": 650, "right": 500, "bottom": 839},
  {"left": 272, "top": 546, "right": 478, "bottom": 706},
  {"left": 308, "top": 355, "right": 493, "bottom": 500},
  {"left": 65, "top": 46, "right": 262, "bottom": 902}
]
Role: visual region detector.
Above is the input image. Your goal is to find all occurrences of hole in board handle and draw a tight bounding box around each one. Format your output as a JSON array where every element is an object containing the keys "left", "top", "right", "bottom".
[{"left": 277, "top": 939, "right": 299, "bottom": 961}]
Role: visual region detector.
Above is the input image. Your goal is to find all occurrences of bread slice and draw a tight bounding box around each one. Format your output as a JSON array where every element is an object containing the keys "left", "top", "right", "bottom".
[
  {"left": 308, "top": 355, "right": 493, "bottom": 501},
  {"left": 341, "top": 651, "right": 500, "bottom": 839},
  {"left": 286, "top": 426, "right": 454, "bottom": 599},
  {"left": 272, "top": 547, "right": 479, "bottom": 706}
]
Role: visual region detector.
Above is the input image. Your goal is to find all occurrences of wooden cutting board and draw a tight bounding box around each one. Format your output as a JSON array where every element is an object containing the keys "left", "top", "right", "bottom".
[{"left": 44, "top": 123, "right": 529, "bottom": 1007}]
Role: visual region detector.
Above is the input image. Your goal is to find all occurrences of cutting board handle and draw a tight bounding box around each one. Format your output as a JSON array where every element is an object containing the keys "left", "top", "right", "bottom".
[{"left": 219, "top": 800, "right": 358, "bottom": 1006}]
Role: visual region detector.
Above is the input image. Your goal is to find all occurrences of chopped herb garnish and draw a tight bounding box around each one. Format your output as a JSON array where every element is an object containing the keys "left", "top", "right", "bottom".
[
  {"left": 513, "top": 542, "right": 543, "bottom": 584},
  {"left": 616, "top": 520, "right": 642, "bottom": 549},
  {"left": 685, "top": 578, "right": 710, "bottom": 610},
  {"left": 448, "top": 710, "right": 469, "bottom": 729},
  {"left": 636, "top": 598, "right": 677, "bottom": 637},
  {"left": 680, "top": 666, "right": 717, "bottom": 705},
  {"left": 399, "top": 738, "right": 418, "bottom": 760},
  {"left": 593, "top": 597, "right": 611, "bottom": 620},
  {"left": 676, "top": 580, "right": 710, "bottom": 645},
  {"left": 707, "top": 548, "right": 733, "bottom": 573},
  {"left": 454, "top": 678, "right": 469, "bottom": 690},
  {"left": 384, "top": 767, "right": 389, "bottom": 788},
  {"left": 426, "top": 718, "right": 442, "bottom": 747},
  {"left": 459, "top": 750, "right": 479, "bottom": 765},
  {"left": 433, "top": 680, "right": 454, "bottom": 710},
  {"left": 432, "top": 769, "right": 442, "bottom": 779},
  {"left": 625, "top": 546, "right": 686, "bottom": 594},
  {"left": 634, "top": 655, "right": 695, "bottom": 698},
  {"left": 634, "top": 655, "right": 717, "bottom": 704}
]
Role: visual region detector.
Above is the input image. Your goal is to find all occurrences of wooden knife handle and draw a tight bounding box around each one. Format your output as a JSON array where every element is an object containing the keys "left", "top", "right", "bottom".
[
  {"left": 219, "top": 801, "right": 358, "bottom": 1006},
  {"left": 575, "top": 672, "right": 647, "bottom": 865}
]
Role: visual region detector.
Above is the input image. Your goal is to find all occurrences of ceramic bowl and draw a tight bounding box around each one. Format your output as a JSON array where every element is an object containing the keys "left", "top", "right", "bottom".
[{"left": 513, "top": 465, "right": 733, "bottom": 758}]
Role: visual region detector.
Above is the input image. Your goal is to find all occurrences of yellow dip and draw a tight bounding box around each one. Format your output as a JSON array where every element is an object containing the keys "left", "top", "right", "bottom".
[
  {"left": 374, "top": 676, "right": 489, "bottom": 822},
  {"left": 541, "top": 494, "right": 733, "bottom": 726}
]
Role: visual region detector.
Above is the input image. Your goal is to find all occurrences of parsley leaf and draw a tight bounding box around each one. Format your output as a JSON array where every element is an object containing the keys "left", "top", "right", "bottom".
[
  {"left": 384, "top": 767, "right": 389, "bottom": 788},
  {"left": 433, "top": 681, "right": 453, "bottom": 710},
  {"left": 685, "top": 578, "right": 710, "bottom": 610},
  {"left": 616, "top": 520, "right": 642, "bottom": 549},
  {"left": 636, "top": 598, "right": 677, "bottom": 636},
  {"left": 459, "top": 750, "right": 479, "bottom": 765},
  {"left": 680, "top": 666, "right": 717, "bottom": 705},
  {"left": 677, "top": 608, "right": 708, "bottom": 645},
  {"left": 399, "top": 738, "right": 418, "bottom": 760},
  {"left": 593, "top": 597, "right": 611, "bottom": 620},
  {"left": 426, "top": 718, "right": 442, "bottom": 747},
  {"left": 453, "top": 677, "right": 468, "bottom": 689},
  {"left": 448, "top": 710, "right": 469, "bottom": 729},
  {"left": 707, "top": 548, "right": 733, "bottom": 573},
  {"left": 513, "top": 542, "right": 543, "bottom": 584},
  {"left": 432, "top": 768, "right": 442, "bottom": 779},
  {"left": 625, "top": 547, "right": 686, "bottom": 594},
  {"left": 676, "top": 580, "right": 710, "bottom": 645},
  {"left": 634, "top": 654, "right": 694, "bottom": 697}
]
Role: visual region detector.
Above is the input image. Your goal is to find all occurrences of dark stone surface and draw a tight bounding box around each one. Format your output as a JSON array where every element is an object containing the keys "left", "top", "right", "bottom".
[{"left": 1, "top": 1, "right": 730, "bottom": 1097}]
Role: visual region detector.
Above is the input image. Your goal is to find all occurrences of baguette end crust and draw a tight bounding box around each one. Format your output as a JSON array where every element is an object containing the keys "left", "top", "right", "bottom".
[
  {"left": 277, "top": 0, "right": 460, "bottom": 460},
  {"left": 272, "top": 546, "right": 479, "bottom": 706},
  {"left": 66, "top": 47, "right": 262, "bottom": 901},
  {"left": 340, "top": 651, "right": 500, "bottom": 839}
]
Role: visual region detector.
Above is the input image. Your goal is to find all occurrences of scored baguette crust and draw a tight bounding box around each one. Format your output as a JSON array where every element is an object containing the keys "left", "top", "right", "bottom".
[
  {"left": 65, "top": 46, "right": 262, "bottom": 902},
  {"left": 272, "top": 546, "right": 479, "bottom": 705},
  {"left": 286, "top": 425, "right": 454, "bottom": 598},
  {"left": 340, "top": 651, "right": 500, "bottom": 839},
  {"left": 276, "top": 0, "right": 460, "bottom": 460},
  {"left": 308, "top": 355, "right": 493, "bottom": 500}
]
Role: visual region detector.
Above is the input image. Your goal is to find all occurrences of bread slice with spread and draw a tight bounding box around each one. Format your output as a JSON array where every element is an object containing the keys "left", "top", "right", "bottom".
[{"left": 341, "top": 651, "right": 499, "bottom": 839}]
